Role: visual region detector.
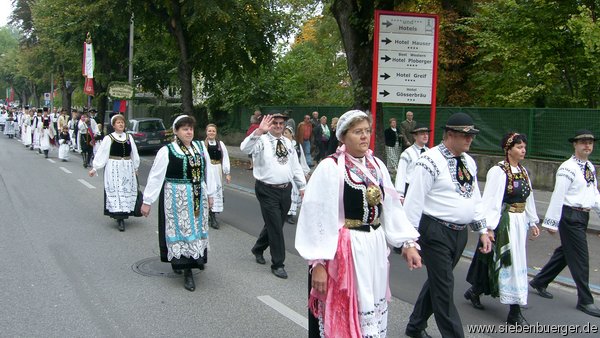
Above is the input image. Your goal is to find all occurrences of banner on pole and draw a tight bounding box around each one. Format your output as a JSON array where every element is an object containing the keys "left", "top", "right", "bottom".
[{"left": 82, "top": 33, "right": 95, "bottom": 96}]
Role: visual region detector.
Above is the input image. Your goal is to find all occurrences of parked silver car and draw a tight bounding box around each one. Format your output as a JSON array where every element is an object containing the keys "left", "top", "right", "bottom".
[{"left": 127, "top": 118, "right": 171, "bottom": 151}]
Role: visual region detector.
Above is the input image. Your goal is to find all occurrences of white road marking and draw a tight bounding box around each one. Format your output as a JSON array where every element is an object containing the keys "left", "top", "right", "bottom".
[
  {"left": 47, "top": 159, "right": 56, "bottom": 163},
  {"left": 257, "top": 295, "right": 307, "bottom": 330},
  {"left": 77, "top": 179, "right": 96, "bottom": 189},
  {"left": 59, "top": 167, "right": 72, "bottom": 174}
]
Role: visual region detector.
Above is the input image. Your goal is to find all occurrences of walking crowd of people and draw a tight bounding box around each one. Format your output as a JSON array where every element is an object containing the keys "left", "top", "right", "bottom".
[{"left": 3, "top": 102, "right": 599, "bottom": 337}]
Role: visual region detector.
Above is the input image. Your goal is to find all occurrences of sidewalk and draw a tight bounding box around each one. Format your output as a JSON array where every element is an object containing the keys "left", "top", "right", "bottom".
[
  {"left": 228, "top": 144, "right": 600, "bottom": 232},
  {"left": 226, "top": 143, "right": 600, "bottom": 295}
]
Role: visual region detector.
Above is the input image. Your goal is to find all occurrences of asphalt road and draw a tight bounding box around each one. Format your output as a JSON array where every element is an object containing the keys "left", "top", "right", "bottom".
[{"left": 1, "top": 136, "right": 599, "bottom": 337}]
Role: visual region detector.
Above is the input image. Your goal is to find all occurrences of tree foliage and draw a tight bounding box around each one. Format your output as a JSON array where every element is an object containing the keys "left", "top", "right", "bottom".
[{"left": 462, "top": 0, "right": 600, "bottom": 108}]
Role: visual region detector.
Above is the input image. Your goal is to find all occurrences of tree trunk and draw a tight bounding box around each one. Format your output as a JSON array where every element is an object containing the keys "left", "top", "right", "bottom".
[
  {"left": 31, "top": 82, "right": 39, "bottom": 108},
  {"left": 331, "top": 0, "right": 373, "bottom": 111},
  {"left": 167, "top": 0, "right": 194, "bottom": 116},
  {"left": 330, "top": 0, "right": 396, "bottom": 157}
]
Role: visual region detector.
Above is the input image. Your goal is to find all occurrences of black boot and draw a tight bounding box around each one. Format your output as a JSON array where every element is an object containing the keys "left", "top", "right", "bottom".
[
  {"left": 44, "top": 150, "right": 49, "bottom": 158},
  {"left": 506, "top": 304, "right": 528, "bottom": 326},
  {"left": 212, "top": 213, "right": 220, "bottom": 228},
  {"left": 82, "top": 153, "right": 88, "bottom": 168},
  {"left": 183, "top": 269, "right": 195, "bottom": 291},
  {"left": 464, "top": 286, "right": 485, "bottom": 310},
  {"left": 209, "top": 212, "right": 219, "bottom": 229},
  {"left": 117, "top": 219, "right": 125, "bottom": 232}
]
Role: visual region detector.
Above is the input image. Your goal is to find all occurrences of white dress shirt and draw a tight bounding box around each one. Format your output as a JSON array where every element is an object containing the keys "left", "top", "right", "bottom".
[
  {"left": 481, "top": 163, "right": 539, "bottom": 230},
  {"left": 395, "top": 143, "right": 428, "bottom": 196},
  {"left": 240, "top": 131, "right": 306, "bottom": 190},
  {"left": 542, "top": 156, "right": 600, "bottom": 230},
  {"left": 92, "top": 132, "right": 140, "bottom": 171},
  {"left": 143, "top": 141, "right": 216, "bottom": 205},
  {"left": 404, "top": 142, "right": 487, "bottom": 233}
]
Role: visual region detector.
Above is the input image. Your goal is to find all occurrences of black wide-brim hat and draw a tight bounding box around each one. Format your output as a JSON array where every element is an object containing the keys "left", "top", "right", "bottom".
[
  {"left": 411, "top": 122, "right": 432, "bottom": 133},
  {"left": 443, "top": 112, "right": 479, "bottom": 135},
  {"left": 568, "top": 129, "right": 597, "bottom": 142}
]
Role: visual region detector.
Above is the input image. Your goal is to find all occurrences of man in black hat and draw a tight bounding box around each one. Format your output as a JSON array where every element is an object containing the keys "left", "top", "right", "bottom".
[
  {"left": 241, "top": 112, "right": 307, "bottom": 279},
  {"left": 529, "top": 129, "right": 600, "bottom": 318},
  {"left": 395, "top": 122, "right": 431, "bottom": 202},
  {"left": 404, "top": 112, "right": 491, "bottom": 338}
]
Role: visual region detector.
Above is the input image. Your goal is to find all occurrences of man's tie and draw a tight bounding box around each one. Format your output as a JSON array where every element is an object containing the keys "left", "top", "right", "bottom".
[
  {"left": 455, "top": 156, "right": 473, "bottom": 186},
  {"left": 275, "top": 139, "right": 288, "bottom": 164},
  {"left": 584, "top": 163, "right": 594, "bottom": 184},
  {"left": 420, "top": 148, "right": 425, "bottom": 154}
]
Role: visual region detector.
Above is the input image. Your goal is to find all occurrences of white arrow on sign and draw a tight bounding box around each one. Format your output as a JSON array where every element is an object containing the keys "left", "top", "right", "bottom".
[
  {"left": 377, "top": 68, "right": 433, "bottom": 87},
  {"left": 377, "top": 84, "right": 433, "bottom": 104}
]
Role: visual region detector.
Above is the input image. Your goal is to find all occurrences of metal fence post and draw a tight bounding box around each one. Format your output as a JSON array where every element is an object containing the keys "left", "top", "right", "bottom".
[{"left": 528, "top": 108, "right": 534, "bottom": 155}]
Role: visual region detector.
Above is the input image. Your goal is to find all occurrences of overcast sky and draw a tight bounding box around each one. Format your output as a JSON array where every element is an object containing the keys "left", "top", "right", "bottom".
[{"left": 0, "top": 0, "right": 13, "bottom": 27}]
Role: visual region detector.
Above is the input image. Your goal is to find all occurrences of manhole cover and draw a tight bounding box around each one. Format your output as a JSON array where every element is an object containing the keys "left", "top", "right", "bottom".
[{"left": 132, "top": 257, "right": 200, "bottom": 278}]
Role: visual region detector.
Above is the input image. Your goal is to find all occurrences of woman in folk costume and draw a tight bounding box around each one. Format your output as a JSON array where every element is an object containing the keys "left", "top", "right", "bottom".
[
  {"left": 88, "top": 114, "right": 140, "bottom": 231},
  {"left": 39, "top": 108, "right": 56, "bottom": 158},
  {"left": 79, "top": 113, "right": 95, "bottom": 168},
  {"left": 200, "top": 123, "right": 231, "bottom": 229},
  {"left": 4, "top": 111, "right": 15, "bottom": 138},
  {"left": 21, "top": 110, "right": 32, "bottom": 147},
  {"left": 58, "top": 126, "right": 71, "bottom": 162},
  {"left": 464, "top": 132, "right": 540, "bottom": 325},
  {"left": 32, "top": 109, "right": 42, "bottom": 151},
  {"left": 295, "top": 110, "right": 422, "bottom": 338},
  {"left": 141, "top": 115, "right": 216, "bottom": 292},
  {"left": 283, "top": 125, "right": 309, "bottom": 224}
]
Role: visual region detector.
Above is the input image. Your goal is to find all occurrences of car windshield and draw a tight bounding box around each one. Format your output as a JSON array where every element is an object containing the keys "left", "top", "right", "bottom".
[{"left": 138, "top": 120, "right": 165, "bottom": 132}]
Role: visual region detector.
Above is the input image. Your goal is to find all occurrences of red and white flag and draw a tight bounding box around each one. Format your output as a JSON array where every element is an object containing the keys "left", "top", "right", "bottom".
[{"left": 82, "top": 38, "right": 95, "bottom": 96}]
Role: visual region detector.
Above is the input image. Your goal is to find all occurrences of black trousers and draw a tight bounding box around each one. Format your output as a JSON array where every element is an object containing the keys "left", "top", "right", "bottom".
[
  {"left": 252, "top": 181, "right": 292, "bottom": 269},
  {"left": 531, "top": 206, "right": 593, "bottom": 305},
  {"left": 407, "top": 215, "right": 468, "bottom": 338}
]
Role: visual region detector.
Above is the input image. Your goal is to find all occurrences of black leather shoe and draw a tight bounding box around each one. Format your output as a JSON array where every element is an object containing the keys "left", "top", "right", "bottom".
[
  {"left": 577, "top": 303, "right": 600, "bottom": 317},
  {"left": 464, "top": 287, "right": 485, "bottom": 310},
  {"left": 405, "top": 328, "right": 432, "bottom": 338},
  {"left": 117, "top": 219, "right": 125, "bottom": 232},
  {"left": 252, "top": 250, "right": 266, "bottom": 265},
  {"left": 271, "top": 267, "right": 288, "bottom": 279},
  {"left": 183, "top": 269, "right": 195, "bottom": 291},
  {"left": 286, "top": 215, "right": 296, "bottom": 224},
  {"left": 506, "top": 311, "right": 529, "bottom": 326},
  {"left": 529, "top": 281, "right": 553, "bottom": 299}
]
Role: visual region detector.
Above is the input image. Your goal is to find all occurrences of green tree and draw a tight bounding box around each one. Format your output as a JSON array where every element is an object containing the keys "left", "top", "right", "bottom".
[
  {"left": 273, "top": 14, "right": 353, "bottom": 106},
  {"left": 0, "top": 26, "right": 21, "bottom": 102},
  {"left": 30, "top": 0, "right": 132, "bottom": 115},
  {"left": 133, "top": 0, "right": 296, "bottom": 118},
  {"left": 462, "top": 0, "right": 600, "bottom": 108}
]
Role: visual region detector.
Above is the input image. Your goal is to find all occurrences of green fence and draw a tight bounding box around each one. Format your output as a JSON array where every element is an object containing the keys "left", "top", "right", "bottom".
[{"left": 240, "top": 106, "right": 600, "bottom": 162}]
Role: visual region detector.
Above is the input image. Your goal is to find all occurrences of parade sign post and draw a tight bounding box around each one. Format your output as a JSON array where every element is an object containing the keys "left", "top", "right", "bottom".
[{"left": 370, "top": 11, "right": 439, "bottom": 149}]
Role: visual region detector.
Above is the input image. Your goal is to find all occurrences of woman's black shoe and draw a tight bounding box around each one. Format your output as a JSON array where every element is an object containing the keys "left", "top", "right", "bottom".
[
  {"left": 464, "top": 287, "right": 485, "bottom": 310},
  {"left": 117, "top": 219, "right": 125, "bottom": 232},
  {"left": 507, "top": 306, "right": 529, "bottom": 325},
  {"left": 183, "top": 269, "right": 195, "bottom": 291},
  {"left": 209, "top": 212, "right": 219, "bottom": 229}
]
